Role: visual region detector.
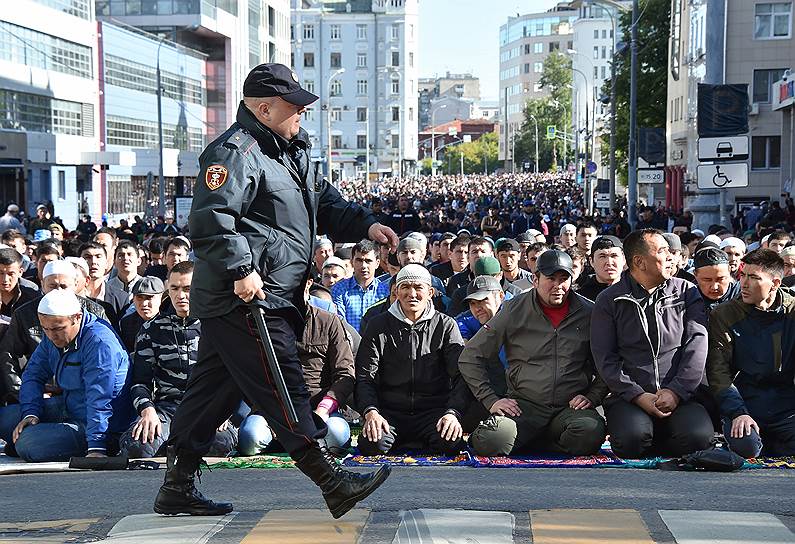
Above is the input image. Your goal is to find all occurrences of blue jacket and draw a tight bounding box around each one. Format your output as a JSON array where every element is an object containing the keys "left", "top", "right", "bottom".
[
  {"left": 454, "top": 291, "right": 514, "bottom": 369},
  {"left": 20, "top": 312, "right": 134, "bottom": 450}
]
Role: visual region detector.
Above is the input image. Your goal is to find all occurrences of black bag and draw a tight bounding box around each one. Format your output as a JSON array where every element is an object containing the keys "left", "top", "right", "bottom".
[{"left": 659, "top": 447, "right": 745, "bottom": 472}]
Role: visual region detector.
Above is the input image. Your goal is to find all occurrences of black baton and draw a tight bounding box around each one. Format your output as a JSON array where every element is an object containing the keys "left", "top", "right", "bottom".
[{"left": 250, "top": 306, "right": 299, "bottom": 424}]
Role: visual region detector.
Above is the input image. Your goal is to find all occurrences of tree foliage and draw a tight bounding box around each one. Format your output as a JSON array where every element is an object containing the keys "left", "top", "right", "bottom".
[
  {"left": 439, "top": 132, "right": 500, "bottom": 175},
  {"left": 600, "top": 0, "right": 671, "bottom": 185},
  {"left": 514, "top": 51, "right": 573, "bottom": 172}
]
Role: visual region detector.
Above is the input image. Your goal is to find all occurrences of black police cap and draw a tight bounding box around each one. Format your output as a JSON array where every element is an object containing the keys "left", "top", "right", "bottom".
[{"left": 243, "top": 63, "right": 319, "bottom": 106}]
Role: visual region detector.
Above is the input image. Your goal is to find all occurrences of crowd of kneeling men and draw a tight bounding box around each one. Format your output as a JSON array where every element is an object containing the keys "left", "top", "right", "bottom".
[{"left": 0, "top": 225, "right": 793, "bottom": 462}]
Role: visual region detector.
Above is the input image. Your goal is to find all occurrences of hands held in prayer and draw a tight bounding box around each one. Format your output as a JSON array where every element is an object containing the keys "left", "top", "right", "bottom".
[{"left": 634, "top": 389, "right": 680, "bottom": 419}]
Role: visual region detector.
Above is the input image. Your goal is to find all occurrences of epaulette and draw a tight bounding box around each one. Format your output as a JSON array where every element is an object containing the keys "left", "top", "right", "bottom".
[{"left": 222, "top": 129, "right": 258, "bottom": 155}]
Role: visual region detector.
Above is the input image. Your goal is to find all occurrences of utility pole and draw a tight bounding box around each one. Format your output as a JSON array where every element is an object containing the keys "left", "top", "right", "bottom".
[{"left": 156, "top": 38, "right": 166, "bottom": 217}]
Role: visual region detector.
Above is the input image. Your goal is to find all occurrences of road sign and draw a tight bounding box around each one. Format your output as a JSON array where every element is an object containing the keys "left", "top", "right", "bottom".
[
  {"left": 697, "top": 162, "right": 749, "bottom": 189},
  {"left": 546, "top": 126, "right": 556, "bottom": 140},
  {"left": 595, "top": 193, "right": 610, "bottom": 209},
  {"left": 698, "top": 136, "right": 749, "bottom": 161},
  {"left": 586, "top": 161, "right": 597, "bottom": 174},
  {"left": 637, "top": 168, "right": 665, "bottom": 184},
  {"left": 463, "top": 134, "right": 472, "bottom": 143},
  {"left": 448, "top": 127, "right": 458, "bottom": 136}
]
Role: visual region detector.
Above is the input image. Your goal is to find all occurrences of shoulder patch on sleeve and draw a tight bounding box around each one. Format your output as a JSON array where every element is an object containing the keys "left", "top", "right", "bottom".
[{"left": 205, "top": 165, "right": 228, "bottom": 190}]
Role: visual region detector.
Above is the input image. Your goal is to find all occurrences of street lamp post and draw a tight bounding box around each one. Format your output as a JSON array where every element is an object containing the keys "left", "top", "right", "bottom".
[
  {"left": 326, "top": 68, "right": 345, "bottom": 185},
  {"left": 365, "top": 106, "right": 370, "bottom": 186},
  {"left": 430, "top": 104, "right": 448, "bottom": 176},
  {"left": 628, "top": 0, "right": 639, "bottom": 228},
  {"left": 156, "top": 38, "right": 166, "bottom": 217},
  {"left": 529, "top": 114, "right": 539, "bottom": 173}
]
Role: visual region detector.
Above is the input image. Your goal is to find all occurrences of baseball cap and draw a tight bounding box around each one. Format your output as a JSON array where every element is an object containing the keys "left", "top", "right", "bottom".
[
  {"left": 474, "top": 256, "right": 501, "bottom": 275},
  {"left": 33, "top": 229, "right": 51, "bottom": 242},
  {"left": 133, "top": 276, "right": 165, "bottom": 296},
  {"left": 590, "top": 235, "right": 623, "bottom": 256},
  {"left": 515, "top": 232, "right": 535, "bottom": 243},
  {"left": 243, "top": 63, "right": 319, "bottom": 106},
  {"left": 495, "top": 239, "right": 520, "bottom": 253},
  {"left": 536, "top": 249, "right": 574, "bottom": 277},
  {"left": 661, "top": 233, "right": 683, "bottom": 252},
  {"left": 463, "top": 275, "right": 503, "bottom": 302}
]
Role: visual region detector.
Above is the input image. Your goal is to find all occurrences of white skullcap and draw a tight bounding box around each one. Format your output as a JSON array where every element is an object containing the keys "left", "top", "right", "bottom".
[
  {"left": 321, "top": 256, "right": 347, "bottom": 270},
  {"left": 38, "top": 289, "right": 82, "bottom": 316},
  {"left": 395, "top": 264, "right": 432, "bottom": 286},
  {"left": 761, "top": 234, "right": 771, "bottom": 245},
  {"left": 65, "top": 257, "right": 89, "bottom": 277},
  {"left": 43, "top": 260, "right": 77, "bottom": 279},
  {"left": 560, "top": 224, "right": 576, "bottom": 234},
  {"left": 703, "top": 234, "right": 722, "bottom": 246},
  {"left": 691, "top": 229, "right": 705, "bottom": 238},
  {"left": 719, "top": 237, "right": 746, "bottom": 253}
]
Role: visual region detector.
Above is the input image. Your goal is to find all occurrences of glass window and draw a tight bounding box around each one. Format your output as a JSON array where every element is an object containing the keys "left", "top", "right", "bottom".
[
  {"left": 331, "top": 108, "right": 342, "bottom": 121},
  {"left": 409, "top": 52, "right": 414, "bottom": 67},
  {"left": 331, "top": 135, "right": 342, "bottom": 148},
  {"left": 593, "top": 46, "right": 599, "bottom": 59},
  {"left": 534, "top": 62, "right": 543, "bottom": 73},
  {"left": 391, "top": 78, "right": 400, "bottom": 94},
  {"left": 303, "top": 24, "right": 314, "bottom": 40},
  {"left": 106, "top": 115, "right": 203, "bottom": 152},
  {"left": 330, "top": 25, "right": 340, "bottom": 40},
  {"left": 0, "top": 89, "right": 87, "bottom": 136},
  {"left": 330, "top": 52, "right": 341, "bottom": 68},
  {"left": 330, "top": 80, "right": 342, "bottom": 96},
  {"left": 357, "top": 53, "right": 367, "bottom": 68},
  {"left": 356, "top": 24, "right": 367, "bottom": 40},
  {"left": 304, "top": 52, "right": 314, "bottom": 67},
  {"left": 304, "top": 79, "right": 315, "bottom": 94},
  {"left": 534, "top": 42, "right": 543, "bottom": 53},
  {"left": 408, "top": 107, "right": 413, "bottom": 121},
  {"left": 594, "top": 66, "right": 599, "bottom": 78},
  {"left": 32, "top": 0, "right": 91, "bottom": 19},
  {"left": 58, "top": 170, "right": 66, "bottom": 200},
  {"left": 357, "top": 107, "right": 367, "bottom": 122},
  {"left": 392, "top": 106, "right": 399, "bottom": 121},
  {"left": 391, "top": 51, "right": 400, "bottom": 66},
  {"left": 601, "top": 66, "right": 607, "bottom": 79},
  {"left": 755, "top": 3, "right": 792, "bottom": 38},
  {"left": 104, "top": 55, "right": 204, "bottom": 105},
  {"left": 357, "top": 135, "right": 367, "bottom": 149},
  {"left": 0, "top": 21, "right": 92, "bottom": 79},
  {"left": 752, "top": 136, "right": 782, "bottom": 169},
  {"left": 594, "top": 29, "right": 599, "bottom": 39},
  {"left": 357, "top": 79, "right": 368, "bottom": 94},
  {"left": 391, "top": 25, "right": 400, "bottom": 40},
  {"left": 391, "top": 134, "right": 399, "bottom": 148},
  {"left": 602, "top": 29, "right": 607, "bottom": 39},
  {"left": 753, "top": 68, "right": 786, "bottom": 102}
]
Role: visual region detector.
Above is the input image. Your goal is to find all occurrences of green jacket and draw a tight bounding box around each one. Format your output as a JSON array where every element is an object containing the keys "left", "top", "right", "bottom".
[{"left": 459, "top": 290, "right": 608, "bottom": 411}]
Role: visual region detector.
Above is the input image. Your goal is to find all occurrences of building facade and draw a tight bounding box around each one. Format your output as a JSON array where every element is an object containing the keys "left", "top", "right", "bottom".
[
  {"left": 0, "top": 0, "right": 101, "bottom": 228},
  {"left": 419, "top": 72, "right": 479, "bottom": 131},
  {"left": 98, "top": 22, "right": 207, "bottom": 221},
  {"left": 667, "top": 0, "right": 795, "bottom": 227},
  {"left": 570, "top": 1, "right": 628, "bottom": 182},
  {"left": 97, "top": 0, "right": 291, "bottom": 141},
  {"left": 291, "top": 0, "right": 419, "bottom": 181},
  {"left": 498, "top": 3, "right": 577, "bottom": 165}
]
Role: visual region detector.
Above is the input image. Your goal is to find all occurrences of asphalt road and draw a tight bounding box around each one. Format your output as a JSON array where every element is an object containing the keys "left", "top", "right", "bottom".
[{"left": 1, "top": 467, "right": 794, "bottom": 543}]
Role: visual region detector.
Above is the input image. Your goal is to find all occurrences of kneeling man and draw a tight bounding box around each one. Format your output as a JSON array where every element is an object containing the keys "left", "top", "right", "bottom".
[
  {"left": 356, "top": 264, "right": 470, "bottom": 455},
  {"left": 459, "top": 250, "right": 607, "bottom": 456},
  {"left": 0, "top": 290, "right": 133, "bottom": 461}
]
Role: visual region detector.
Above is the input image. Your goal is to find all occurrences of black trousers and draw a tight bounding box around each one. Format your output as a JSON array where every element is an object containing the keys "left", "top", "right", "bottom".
[
  {"left": 357, "top": 408, "right": 464, "bottom": 456},
  {"left": 168, "top": 308, "right": 324, "bottom": 459},
  {"left": 605, "top": 398, "right": 714, "bottom": 459}
]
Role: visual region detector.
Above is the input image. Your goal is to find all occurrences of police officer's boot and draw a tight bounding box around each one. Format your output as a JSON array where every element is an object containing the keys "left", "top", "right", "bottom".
[
  {"left": 294, "top": 441, "right": 391, "bottom": 519},
  {"left": 153, "top": 446, "right": 233, "bottom": 516}
]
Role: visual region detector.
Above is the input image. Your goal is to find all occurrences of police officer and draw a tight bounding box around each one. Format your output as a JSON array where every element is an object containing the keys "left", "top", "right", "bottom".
[{"left": 154, "top": 63, "right": 398, "bottom": 519}]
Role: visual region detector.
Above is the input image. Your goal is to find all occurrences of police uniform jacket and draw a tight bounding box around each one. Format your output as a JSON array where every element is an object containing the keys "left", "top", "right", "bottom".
[{"left": 189, "top": 102, "right": 377, "bottom": 320}]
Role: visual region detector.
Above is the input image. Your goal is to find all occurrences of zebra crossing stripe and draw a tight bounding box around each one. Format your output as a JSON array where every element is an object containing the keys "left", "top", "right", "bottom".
[
  {"left": 529, "top": 508, "right": 655, "bottom": 544},
  {"left": 240, "top": 509, "right": 368, "bottom": 544},
  {"left": 659, "top": 510, "right": 795, "bottom": 544},
  {"left": 94, "top": 513, "right": 235, "bottom": 544},
  {"left": 391, "top": 509, "right": 514, "bottom": 544}
]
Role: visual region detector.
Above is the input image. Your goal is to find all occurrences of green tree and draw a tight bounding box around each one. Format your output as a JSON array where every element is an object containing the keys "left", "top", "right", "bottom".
[
  {"left": 600, "top": 0, "right": 671, "bottom": 185},
  {"left": 443, "top": 132, "right": 500, "bottom": 174},
  {"left": 514, "top": 51, "right": 572, "bottom": 171}
]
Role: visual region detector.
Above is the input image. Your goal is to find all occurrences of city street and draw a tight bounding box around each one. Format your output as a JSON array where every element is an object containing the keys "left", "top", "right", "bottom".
[{"left": 1, "top": 466, "right": 794, "bottom": 542}]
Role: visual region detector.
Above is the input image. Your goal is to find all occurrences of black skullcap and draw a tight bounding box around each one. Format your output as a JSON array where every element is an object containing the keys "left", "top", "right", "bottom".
[
  {"left": 693, "top": 247, "right": 730, "bottom": 269},
  {"left": 590, "top": 235, "right": 623, "bottom": 256}
]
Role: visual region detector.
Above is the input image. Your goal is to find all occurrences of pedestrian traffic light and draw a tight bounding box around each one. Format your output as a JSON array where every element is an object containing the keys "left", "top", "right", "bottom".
[{"left": 546, "top": 126, "right": 556, "bottom": 140}]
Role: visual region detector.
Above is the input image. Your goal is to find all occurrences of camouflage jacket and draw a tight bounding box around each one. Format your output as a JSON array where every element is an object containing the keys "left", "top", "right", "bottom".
[{"left": 130, "top": 308, "right": 200, "bottom": 415}]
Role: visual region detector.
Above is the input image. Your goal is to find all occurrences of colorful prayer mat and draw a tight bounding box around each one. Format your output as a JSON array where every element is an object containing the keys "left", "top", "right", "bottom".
[
  {"left": 207, "top": 454, "right": 296, "bottom": 469},
  {"left": 342, "top": 452, "right": 474, "bottom": 467},
  {"left": 472, "top": 449, "right": 624, "bottom": 468}
]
